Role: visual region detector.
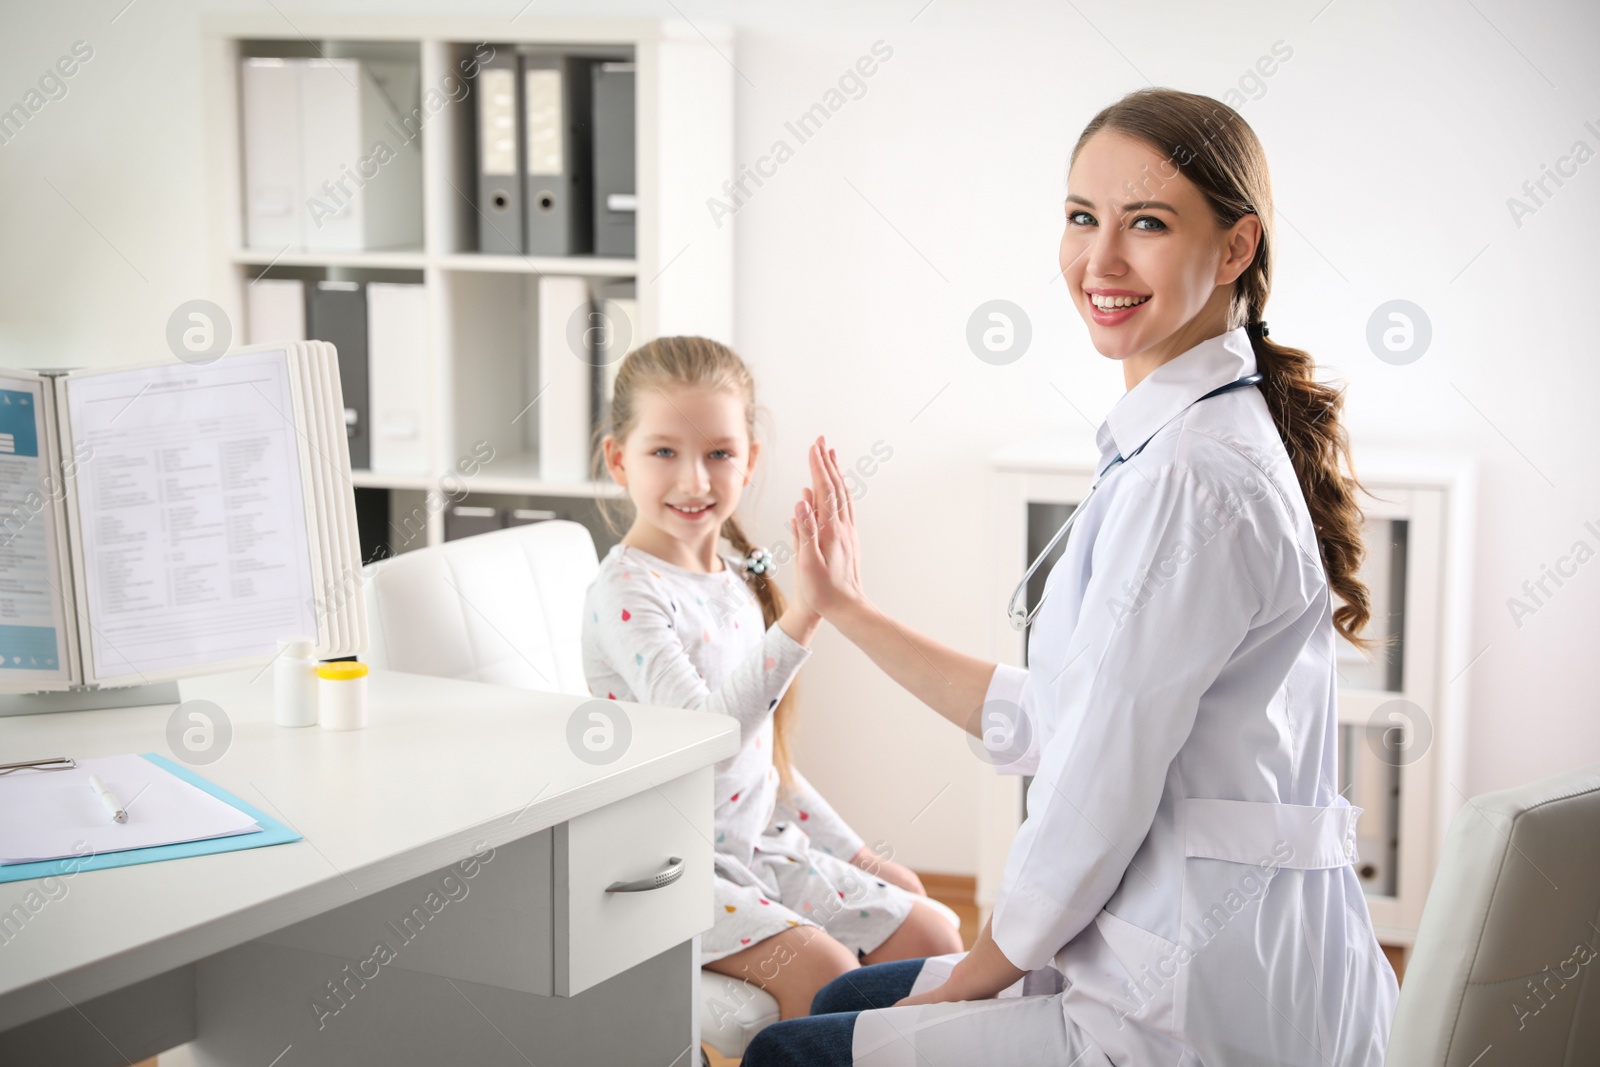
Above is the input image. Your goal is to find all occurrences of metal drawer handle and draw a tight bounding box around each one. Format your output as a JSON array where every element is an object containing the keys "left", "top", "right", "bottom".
[{"left": 605, "top": 856, "right": 684, "bottom": 893}]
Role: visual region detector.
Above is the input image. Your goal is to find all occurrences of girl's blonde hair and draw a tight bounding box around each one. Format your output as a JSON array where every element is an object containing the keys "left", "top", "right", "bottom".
[
  {"left": 593, "top": 335, "right": 800, "bottom": 793},
  {"left": 1073, "top": 88, "right": 1385, "bottom": 655}
]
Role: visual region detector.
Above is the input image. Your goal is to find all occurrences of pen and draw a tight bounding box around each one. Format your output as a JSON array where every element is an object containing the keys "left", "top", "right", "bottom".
[
  {"left": 89, "top": 774, "right": 127, "bottom": 824},
  {"left": 0, "top": 756, "right": 74, "bottom": 774}
]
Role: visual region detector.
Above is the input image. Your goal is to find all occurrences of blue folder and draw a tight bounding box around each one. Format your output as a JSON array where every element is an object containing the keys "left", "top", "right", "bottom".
[{"left": 0, "top": 752, "right": 302, "bottom": 885}]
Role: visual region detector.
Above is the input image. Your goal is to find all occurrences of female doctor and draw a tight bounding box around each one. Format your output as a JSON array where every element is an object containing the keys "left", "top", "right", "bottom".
[{"left": 745, "top": 88, "right": 1400, "bottom": 1066}]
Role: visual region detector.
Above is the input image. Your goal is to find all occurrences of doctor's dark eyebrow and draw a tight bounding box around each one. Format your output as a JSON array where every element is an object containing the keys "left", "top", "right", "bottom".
[{"left": 1065, "top": 195, "right": 1180, "bottom": 213}]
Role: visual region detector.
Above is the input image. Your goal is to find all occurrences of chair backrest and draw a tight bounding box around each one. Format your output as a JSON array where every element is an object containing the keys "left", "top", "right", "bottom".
[
  {"left": 1386, "top": 760, "right": 1600, "bottom": 1064},
  {"left": 361, "top": 520, "right": 601, "bottom": 697}
]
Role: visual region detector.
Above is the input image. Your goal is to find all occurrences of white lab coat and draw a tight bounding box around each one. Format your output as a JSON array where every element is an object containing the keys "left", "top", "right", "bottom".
[{"left": 855, "top": 326, "right": 1399, "bottom": 1066}]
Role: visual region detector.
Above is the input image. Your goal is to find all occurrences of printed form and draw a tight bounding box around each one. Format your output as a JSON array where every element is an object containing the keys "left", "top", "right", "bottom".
[{"left": 65, "top": 352, "right": 320, "bottom": 680}]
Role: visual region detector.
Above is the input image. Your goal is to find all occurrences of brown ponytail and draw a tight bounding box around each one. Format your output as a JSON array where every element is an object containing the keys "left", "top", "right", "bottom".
[
  {"left": 592, "top": 335, "right": 801, "bottom": 791},
  {"left": 719, "top": 513, "right": 799, "bottom": 792},
  {"left": 1248, "top": 332, "right": 1379, "bottom": 651},
  {"left": 1073, "top": 88, "right": 1383, "bottom": 654}
]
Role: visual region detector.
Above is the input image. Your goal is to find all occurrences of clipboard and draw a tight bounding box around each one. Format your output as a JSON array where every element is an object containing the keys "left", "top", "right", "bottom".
[{"left": 0, "top": 753, "right": 301, "bottom": 885}]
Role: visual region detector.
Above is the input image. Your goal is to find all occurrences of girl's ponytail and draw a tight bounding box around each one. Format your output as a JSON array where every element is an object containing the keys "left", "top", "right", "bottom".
[{"left": 722, "top": 514, "right": 799, "bottom": 794}]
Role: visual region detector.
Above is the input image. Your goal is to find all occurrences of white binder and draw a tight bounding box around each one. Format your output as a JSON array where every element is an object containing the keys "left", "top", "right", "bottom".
[
  {"left": 239, "top": 57, "right": 422, "bottom": 253},
  {"left": 367, "top": 282, "right": 433, "bottom": 477},
  {"left": 534, "top": 276, "right": 593, "bottom": 483},
  {"left": 594, "top": 279, "right": 638, "bottom": 434},
  {"left": 245, "top": 277, "right": 306, "bottom": 345},
  {"left": 240, "top": 59, "right": 303, "bottom": 251}
]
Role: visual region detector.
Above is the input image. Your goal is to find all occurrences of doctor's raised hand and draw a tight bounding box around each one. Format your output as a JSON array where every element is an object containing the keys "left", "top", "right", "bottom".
[
  {"left": 789, "top": 435, "right": 1031, "bottom": 1007},
  {"left": 790, "top": 435, "right": 866, "bottom": 620},
  {"left": 789, "top": 436, "right": 931, "bottom": 898}
]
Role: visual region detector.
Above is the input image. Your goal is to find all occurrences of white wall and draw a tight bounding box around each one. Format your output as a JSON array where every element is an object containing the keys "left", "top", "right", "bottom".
[{"left": 2, "top": 0, "right": 1596, "bottom": 875}]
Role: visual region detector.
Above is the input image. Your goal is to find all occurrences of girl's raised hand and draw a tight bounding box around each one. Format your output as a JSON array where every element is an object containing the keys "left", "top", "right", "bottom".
[{"left": 791, "top": 436, "right": 865, "bottom": 619}]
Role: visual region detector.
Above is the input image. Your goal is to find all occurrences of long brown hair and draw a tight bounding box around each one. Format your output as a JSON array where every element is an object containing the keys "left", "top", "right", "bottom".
[
  {"left": 1072, "top": 88, "right": 1381, "bottom": 653},
  {"left": 593, "top": 335, "right": 801, "bottom": 790}
]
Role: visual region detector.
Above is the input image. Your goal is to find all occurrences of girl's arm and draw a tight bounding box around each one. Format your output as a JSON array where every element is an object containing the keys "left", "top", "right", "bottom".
[
  {"left": 586, "top": 569, "right": 811, "bottom": 741},
  {"left": 791, "top": 436, "right": 996, "bottom": 738},
  {"left": 895, "top": 917, "right": 1024, "bottom": 1006}
]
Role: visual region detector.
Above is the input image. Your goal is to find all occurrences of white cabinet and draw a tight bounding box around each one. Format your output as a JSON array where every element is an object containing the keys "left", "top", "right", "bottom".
[{"left": 981, "top": 438, "right": 1476, "bottom": 951}]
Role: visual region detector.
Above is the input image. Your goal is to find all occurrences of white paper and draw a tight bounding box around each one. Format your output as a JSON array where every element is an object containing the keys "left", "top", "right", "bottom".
[
  {"left": 0, "top": 753, "right": 260, "bottom": 865},
  {"left": 63, "top": 349, "right": 320, "bottom": 680}
]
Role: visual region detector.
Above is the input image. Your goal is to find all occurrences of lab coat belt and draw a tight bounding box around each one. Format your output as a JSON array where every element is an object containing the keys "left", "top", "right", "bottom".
[{"left": 1182, "top": 796, "right": 1363, "bottom": 869}]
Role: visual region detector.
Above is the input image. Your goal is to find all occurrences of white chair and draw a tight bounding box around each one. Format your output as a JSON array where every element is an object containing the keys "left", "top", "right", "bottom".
[
  {"left": 361, "top": 520, "right": 961, "bottom": 1060},
  {"left": 362, "top": 519, "right": 600, "bottom": 693},
  {"left": 1386, "top": 760, "right": 1600, "bottom": 1064}
]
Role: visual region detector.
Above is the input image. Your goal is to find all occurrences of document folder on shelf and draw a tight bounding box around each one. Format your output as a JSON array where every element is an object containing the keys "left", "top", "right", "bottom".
[
  {"left": 308, "top": 280, "right": 372, "bottom": 471},
  {"left": 367, "top": 281, "right": 431, "bottom": 477},
  {"left": 592, "top": 61, "right": 637, "bottom": 258},
  {"left": 533, "top": 275, "right": 593, "bottom": 483},
  {"left": 246, "top": 277, "right": 306, "bottom": 346},
  {"left": 522, "top": 53, "right": 593, "bottom": 256},
  {"left": 240, "top": 57, "right": 422, "bottom": 253},
  {"left": 476, "top": 51, "right": 525, "bottom": 255}
]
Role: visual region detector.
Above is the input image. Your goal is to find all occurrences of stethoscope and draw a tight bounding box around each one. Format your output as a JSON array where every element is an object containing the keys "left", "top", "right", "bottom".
[{"left": 1005, "top": 373, "right": 1264, "bottom": 632}]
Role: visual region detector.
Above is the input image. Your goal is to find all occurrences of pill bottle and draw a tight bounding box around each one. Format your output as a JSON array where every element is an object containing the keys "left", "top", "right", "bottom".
[
  {"left": 274, "top": 637, "right": 319, "bottom": 728},
  {"left": 317, "top": 661, "right": 370, "bottom": 731}
]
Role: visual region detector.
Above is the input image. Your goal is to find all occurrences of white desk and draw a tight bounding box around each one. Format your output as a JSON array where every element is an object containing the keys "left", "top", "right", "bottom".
[{"left": 0, "top": 668, "right": 738, "bottom": 1066}]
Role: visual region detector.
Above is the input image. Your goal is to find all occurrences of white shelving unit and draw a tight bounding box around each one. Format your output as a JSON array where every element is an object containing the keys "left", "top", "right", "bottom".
[
  {"left": 200, "top": 15, "right": 734, "bottom": 549},
  {"left": 979, "top": 437, "right": 1477, "bottom": 955}
]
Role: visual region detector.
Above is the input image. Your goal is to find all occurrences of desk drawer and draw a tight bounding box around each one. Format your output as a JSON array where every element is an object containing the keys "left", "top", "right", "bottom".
[
  {"left": 254, "top": 766, "right": 714, "bottom": 1000},
  {"left": 554, "top": 765, "right": 714, "bottom": 996}
]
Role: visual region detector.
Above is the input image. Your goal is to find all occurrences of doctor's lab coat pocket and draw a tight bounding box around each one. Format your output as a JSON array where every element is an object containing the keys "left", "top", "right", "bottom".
[{"left": 1089, "top": 909, "right": 1185, "bottom": 1037}]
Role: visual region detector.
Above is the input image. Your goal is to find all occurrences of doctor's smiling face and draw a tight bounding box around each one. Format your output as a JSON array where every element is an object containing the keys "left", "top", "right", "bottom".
[{"left": 1061, "top": 129, "right": 1262, "bottom": 390}]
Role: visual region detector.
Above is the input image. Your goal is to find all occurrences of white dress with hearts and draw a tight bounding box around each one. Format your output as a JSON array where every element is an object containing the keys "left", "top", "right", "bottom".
[{"left": 581, "top": 542, "right": 917, "bottom": 963}]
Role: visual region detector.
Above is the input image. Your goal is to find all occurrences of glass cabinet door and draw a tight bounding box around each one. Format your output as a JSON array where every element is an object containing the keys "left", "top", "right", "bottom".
[
  {"left": 1335, "top": 517, "right": 1411, "bottom": 899},
  {"left": 1335, "top": 518, "right": 1409, "bottom": 692}
]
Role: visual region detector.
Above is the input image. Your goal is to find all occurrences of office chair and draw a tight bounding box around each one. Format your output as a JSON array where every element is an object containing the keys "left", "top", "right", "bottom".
[{"left": 1386, "top": 760, "right": 1600, "bottom": 1064}]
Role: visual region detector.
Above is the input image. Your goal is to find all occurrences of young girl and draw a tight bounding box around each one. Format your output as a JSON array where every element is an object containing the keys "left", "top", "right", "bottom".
[
  {"left": 746, "top": 87, "right": 1398, "bottom": 1066},
  {"left": 581, "top": 336, "right": 962, "bottom": 1021}
]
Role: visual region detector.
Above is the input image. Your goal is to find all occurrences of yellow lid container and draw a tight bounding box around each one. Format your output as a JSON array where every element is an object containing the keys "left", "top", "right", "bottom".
[{"left": 316, "top": 661, "right": 369, "bottom": 681}]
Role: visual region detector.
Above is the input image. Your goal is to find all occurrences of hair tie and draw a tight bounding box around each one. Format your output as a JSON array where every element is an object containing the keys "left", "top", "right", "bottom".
[
  {"left": 1246, "top": 319, "right": 1270, "bottom": 339},
  {"left": 742, "top": 546, "right": 775, "bottom": 577}
]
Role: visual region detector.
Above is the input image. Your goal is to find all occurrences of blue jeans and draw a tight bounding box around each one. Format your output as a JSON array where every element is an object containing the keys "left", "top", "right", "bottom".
[{"left": 741, "top": 959, "right": 927, "bottom": 1067}]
